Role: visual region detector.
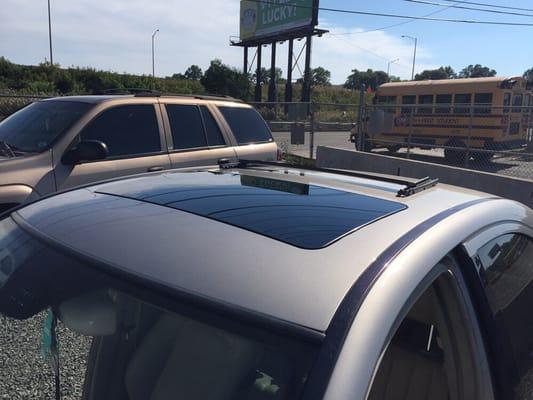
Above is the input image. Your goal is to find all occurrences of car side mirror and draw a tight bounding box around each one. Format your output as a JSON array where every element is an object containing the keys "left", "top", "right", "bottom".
[{"left": 62, "top": 140, "right": 109, "bottom": 165}]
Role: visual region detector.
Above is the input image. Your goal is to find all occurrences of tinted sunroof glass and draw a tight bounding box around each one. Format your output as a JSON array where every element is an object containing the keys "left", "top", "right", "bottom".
[{"left": 96, "top": 172, "right": 406, "bottom": 249}]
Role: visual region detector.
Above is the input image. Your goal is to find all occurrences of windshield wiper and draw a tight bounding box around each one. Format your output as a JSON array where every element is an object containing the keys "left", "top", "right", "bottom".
[
  {"left": 0, "top": 141, "right": 31, "bottom": 157},
  {"left": 0, "top": 140, "right": 16, "bottom": 158}
]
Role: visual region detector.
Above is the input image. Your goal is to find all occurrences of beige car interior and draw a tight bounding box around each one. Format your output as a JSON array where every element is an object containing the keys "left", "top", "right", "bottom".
[{"left": 369, "top": 268, "right": 481, "bottom": 400}]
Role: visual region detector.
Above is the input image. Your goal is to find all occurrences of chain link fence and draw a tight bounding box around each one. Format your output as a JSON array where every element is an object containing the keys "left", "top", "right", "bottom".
[
  {"left": 0, "top": 94, "right": 49, "bottom": 122},
  {"left": 356, "top": 103, "right": 533, "bottom": 180},
  {"left": 251, "top": 101, "right": 359, "bottom": 159},
  {"left": 1, "top": 94, "right": 531, "bottom": 180},
  {"left": 252, "top": 100, "right": 533, "bottom": 180}
]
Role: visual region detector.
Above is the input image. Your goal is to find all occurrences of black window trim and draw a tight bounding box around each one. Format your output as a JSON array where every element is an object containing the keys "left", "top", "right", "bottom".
[
  {"left": 199, "top": 105, "right": 228, "bottom": 148},
  {"left": 163, "top": 103, "right": 228, "bottom": 153},
  {"left": 76, "top": 102, "right": 166, "bottom": 160}
]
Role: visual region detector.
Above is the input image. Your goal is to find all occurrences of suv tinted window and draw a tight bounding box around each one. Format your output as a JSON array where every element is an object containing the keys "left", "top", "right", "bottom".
[
  {"left": 477, "top": 233, "right": 533, "bottom": 398},
  {"left": 81, "top": 105, "right": 160, "bottom": 157},
  {"left": 218, "top": 107, "right": 273, "bottom": 145},
  {"left": 166, "top": 104, "right": 207, "bottom": 150},
  {"left": 200, "top": 106, "right": 225, "bottom": 146}
]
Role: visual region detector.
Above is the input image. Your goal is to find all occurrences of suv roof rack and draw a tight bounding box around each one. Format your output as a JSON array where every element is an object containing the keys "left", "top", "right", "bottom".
[
  {"left": 94, "top": 88, "right": 160, "bottom": 96},
  {"left": 218, "top": 159, "right": 438, "bottom": 198},
  {"left": 160, "top": 93, "right": 242, "bottom": 102},
  {"left": 92, "top": 89, "right": 242, "bottom": 102}
]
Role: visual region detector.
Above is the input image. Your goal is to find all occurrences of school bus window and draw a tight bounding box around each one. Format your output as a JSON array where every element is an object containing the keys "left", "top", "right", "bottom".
[
  {"left": 503, "top": 93, "right": 511, "bottom": 113},
  {"left": 402, "top": 95, "right": 416, "bottom": 114},
  {"left": 512, "top": 94, "right": 523, "bottom": 113},
  {"left": 454, "top": 93, "right": 471, "bottom": 114},
  {"left": 377, "top": 96, "right": 397, "bottom": 114},
  {"left": 417, "top": 95, "right": 434, "bottom": 114},
  {"left": 436, "top": 94, "right": 452, "bottom": 114},
  {"left": 526, "top": 94, "right": 531, "bottom": 107},
  {"left": 474, "top": 93, "right": 492, "bottom": 114}
]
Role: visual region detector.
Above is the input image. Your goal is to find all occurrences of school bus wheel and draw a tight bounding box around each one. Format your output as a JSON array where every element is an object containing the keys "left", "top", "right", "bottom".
[
  {"left": 444, "top": 140, "right": 467, "bottom": 164},
  {"left": 386, "top": 145, "right": 401, "bottom": 153},
  {"left": 471, "top": 151, "right": 494, "bottom": 163}
]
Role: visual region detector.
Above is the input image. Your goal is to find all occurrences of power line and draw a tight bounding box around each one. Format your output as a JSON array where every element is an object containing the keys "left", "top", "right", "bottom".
[
  {"left": 244, "top": 0, "right": 533, "bottom": 26},
  {"left": 440, "top": 0, "right": 533, "bottom": 13},
  {"left": 333, "top": 35, "right": 412, "bottom": 71},
  {"left": 329, "top": 4, "right": 454, "bottom": 35},
  {"left": 405, "top": 0, "right": 533, "bottom": 18}
]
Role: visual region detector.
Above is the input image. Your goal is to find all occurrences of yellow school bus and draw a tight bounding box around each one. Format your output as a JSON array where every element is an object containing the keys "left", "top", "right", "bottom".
[{"left": 365, "top": 76, "right": 532, "bottom": 161}]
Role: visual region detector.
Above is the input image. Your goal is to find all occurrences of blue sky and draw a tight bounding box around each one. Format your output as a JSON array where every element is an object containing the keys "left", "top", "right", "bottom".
[{"left": 0, "top": 0, "right": 531, "bottom": 84}]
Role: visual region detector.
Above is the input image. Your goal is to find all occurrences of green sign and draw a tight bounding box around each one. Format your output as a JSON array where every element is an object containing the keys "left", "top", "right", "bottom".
[{"left": 240, "top": 0, "right": 315, "bottom": 41}]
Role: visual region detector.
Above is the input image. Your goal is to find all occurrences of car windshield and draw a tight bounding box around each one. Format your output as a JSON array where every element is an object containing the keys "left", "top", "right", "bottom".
[
  {"left": 0, "top": 100, "right": 92, "bottom": 153},
  {"left": 0, "top": 216, "right": 318, "bottom": 399}
]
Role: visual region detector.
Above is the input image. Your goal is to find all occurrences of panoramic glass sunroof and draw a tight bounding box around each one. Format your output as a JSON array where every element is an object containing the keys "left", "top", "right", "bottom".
[{"left": 96, "top": 171, "right": 407, "bottom": 249}]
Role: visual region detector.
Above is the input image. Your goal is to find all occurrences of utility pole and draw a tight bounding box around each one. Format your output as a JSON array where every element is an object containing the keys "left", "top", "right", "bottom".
[
  {"left": 47, "top": 0, "right": 53, "bottom": 65},
  {"left": 402, "top": 35, "right": 417, "bottom": 80},
  {"left": 387, "top": 58, "right": 399, "bottom": 79},
  {"left": 152, "top": 29, "right": 159, "bottom": 78}
]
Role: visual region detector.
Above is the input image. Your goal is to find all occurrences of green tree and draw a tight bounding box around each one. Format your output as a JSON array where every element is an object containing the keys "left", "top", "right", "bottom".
[
  {"left": 296, "top": 67, "right": 331, "bottom": 87},
  {"left": 200, "top": 59, "right": 251, "bottom": 100},
  {"left": 253, "top": 67, "right": 283, "bottom": 85},
  {"left": 311, "top": 67, "right": 331, "bottom": 86},
  {"left": 524, "top": 68, "right": 533, "bottom": 85},
  {"left": 458, "top": 64, "right": 497, "bottom": 78},
  {"left": 344, "top": 69, "right": 389, "bottom": 90},
  {"left": 184, "top": 65, "right": 203, "bottom": 81},
  {"left": 415, "top": 66, "right": 456, "bottom": 81}
]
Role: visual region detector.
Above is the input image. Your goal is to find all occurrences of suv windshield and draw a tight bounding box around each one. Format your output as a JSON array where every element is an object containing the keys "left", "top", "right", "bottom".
[
  {"left": 0, "top": 216, "right": 317, "bottom": 399},
  {"left": 0, "top": 100, "right": 92, "bottom": 153}
]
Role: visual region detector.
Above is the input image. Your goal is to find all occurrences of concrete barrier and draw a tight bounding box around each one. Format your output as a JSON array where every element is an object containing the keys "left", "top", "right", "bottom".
[{"left": 316, "top": 146, "right": 533, "bottom": 208}]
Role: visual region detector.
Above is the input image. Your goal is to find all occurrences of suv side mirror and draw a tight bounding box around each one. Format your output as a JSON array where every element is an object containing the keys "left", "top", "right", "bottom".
[{"left": 62, "top": 140, "right": 109, "bottom": 165}]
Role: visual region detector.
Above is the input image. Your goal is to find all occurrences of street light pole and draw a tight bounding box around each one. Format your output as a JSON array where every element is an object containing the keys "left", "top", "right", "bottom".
[
  {"left": 151, "top": 29, "right": 159, "bottom": 78},
  {"left": 387, "top": 58, "right": 399, "bottom": 78},
  {"left": 402, "top": 35, "right": 417, "bottom": 80},
  {"left": 47, "top": 0, "right": 53, "bottom": 65}
]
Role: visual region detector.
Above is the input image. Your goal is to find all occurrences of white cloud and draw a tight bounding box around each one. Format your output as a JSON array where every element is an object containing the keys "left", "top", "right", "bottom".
[{"left": 0, "top": 0, "right": 437, "bottom": 83}]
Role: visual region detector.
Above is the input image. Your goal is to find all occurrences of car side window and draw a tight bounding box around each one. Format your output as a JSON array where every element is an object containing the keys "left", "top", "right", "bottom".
[
  {"left": 475, "top": 233, "right": 533, "bottom": 399},
  {"left": 166, "top": 104, "right": 208, "bottom": 150},
  {"left": 80, "top": 105, "right": 161, "bottom": 157},
  {"left": 368, "top": 257, "right": 488, "bottom": 400},
  {"left": 218, "top": 106, "right": 273, "bottom": 145},
  {"left": 200, "top": 106, "right": 225, "bottom": 147}
]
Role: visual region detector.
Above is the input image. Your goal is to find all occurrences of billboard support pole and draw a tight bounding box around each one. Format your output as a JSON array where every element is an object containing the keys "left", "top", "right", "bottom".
[
  {"left": 285, "top": 38, "right": 294, "bottom": 105},
  {"left": 301, "top": 34, "right": 312, "bottom": 103},
  {"left": 268, "top": 42, "right": 277, "bottom": 103},
  {"left": 243, "top": 46, "right": 248, "bottom": 75},
  {"left": 255, "top": 45, "right": 262, "bottom": 102}
]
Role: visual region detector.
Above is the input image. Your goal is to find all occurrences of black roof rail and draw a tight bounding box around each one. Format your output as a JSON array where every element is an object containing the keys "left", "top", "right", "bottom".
[
  {"left": 92, "top": 88, "right": 242, "bottom": 102},
  {"left": 93, "top": 88, "right": 160, "bottom": 96},
  {"left": 220, "top": 159, "right": 438, "bottom": 197},
  {"left": 160, "top": 93, "right": 243, "bottom": 102}
]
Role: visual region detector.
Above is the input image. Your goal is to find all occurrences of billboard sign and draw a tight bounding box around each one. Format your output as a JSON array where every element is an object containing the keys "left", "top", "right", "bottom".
[{"left": 240, "top": 0, "right": 317, "bottom": 42}]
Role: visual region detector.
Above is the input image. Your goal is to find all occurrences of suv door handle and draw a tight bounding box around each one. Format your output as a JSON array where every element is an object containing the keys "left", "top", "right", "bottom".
[{"left": 147, "top": 166, "right": 165, "bottom": 172}]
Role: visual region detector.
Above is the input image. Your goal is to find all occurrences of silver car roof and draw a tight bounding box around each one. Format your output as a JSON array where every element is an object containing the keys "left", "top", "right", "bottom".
[{"left": 13, "top": 166, "right": 496, "bottom": 332}]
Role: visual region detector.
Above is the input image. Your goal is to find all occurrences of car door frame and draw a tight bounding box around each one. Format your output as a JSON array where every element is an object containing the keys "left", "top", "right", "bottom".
[
  {"left": 314, "top": 200, "right": 520, "bottom": 400},
  {"left": 159, "top": 100, "right": 238, "bottom": 168},
  {"left": 460, "top": 221, "right": 533, "bottom": 399},
  {"left": 52, "top": 98, "right": 171, "bottom": 190}
]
